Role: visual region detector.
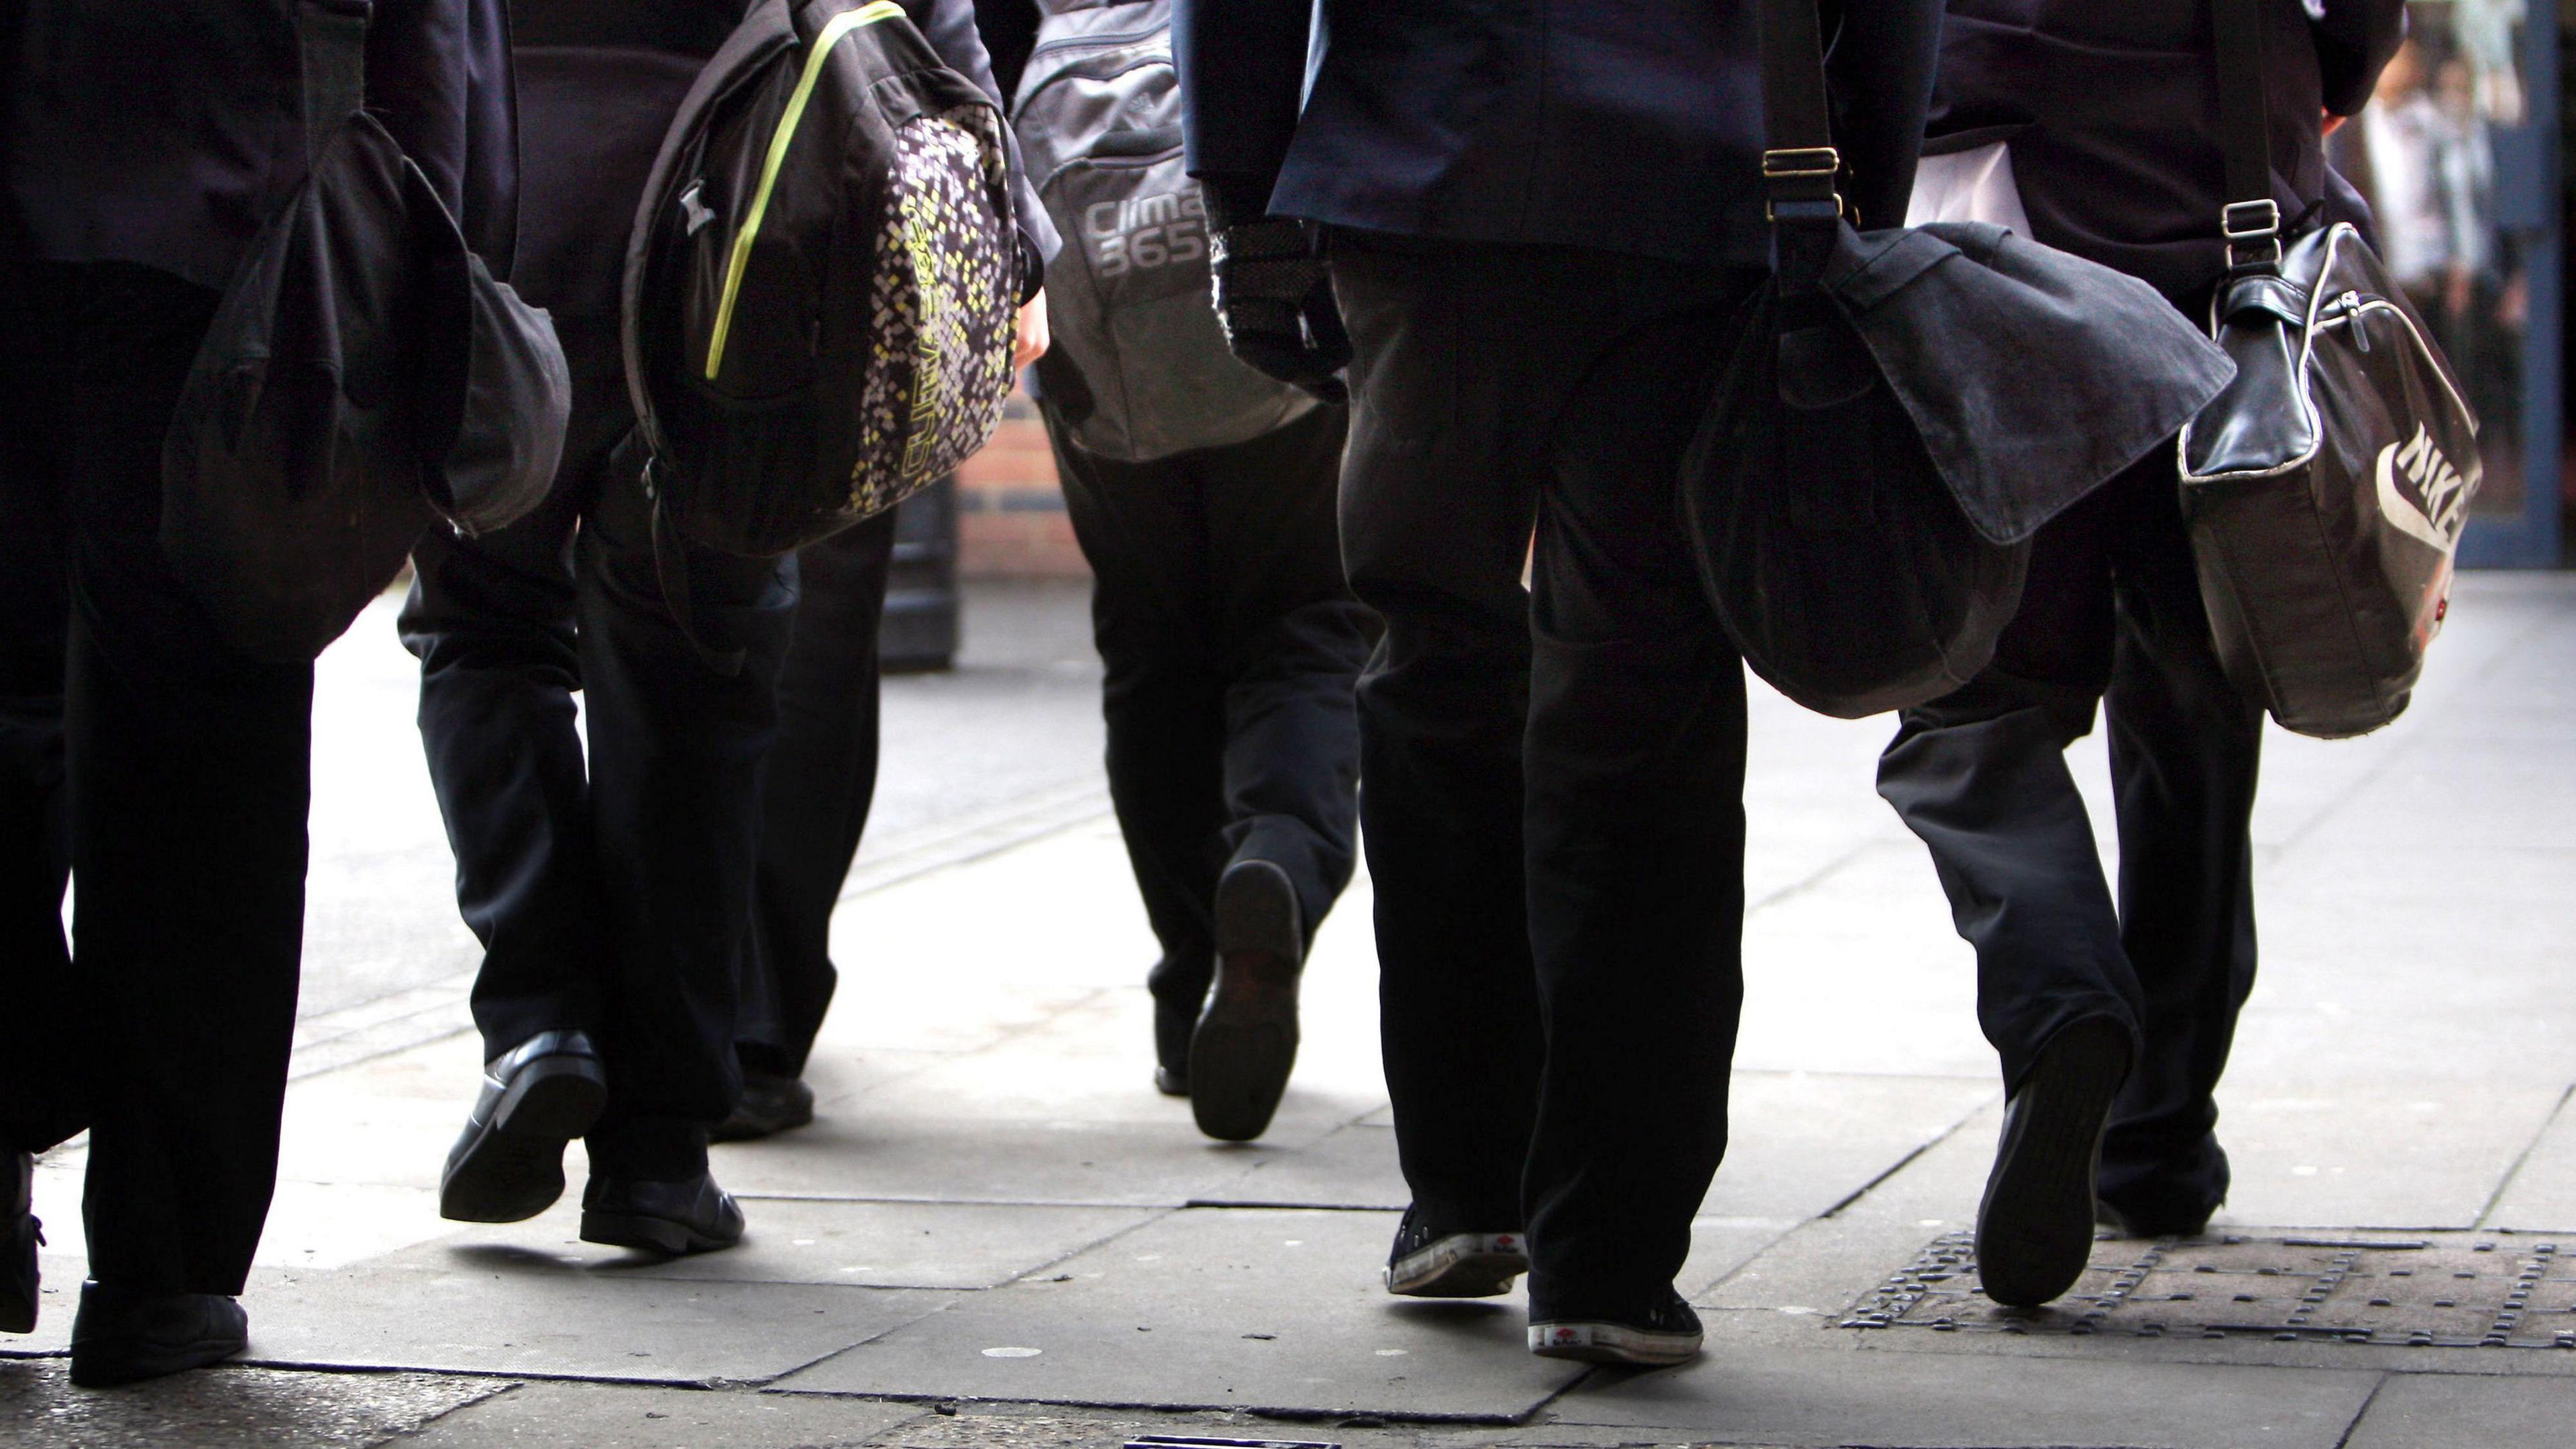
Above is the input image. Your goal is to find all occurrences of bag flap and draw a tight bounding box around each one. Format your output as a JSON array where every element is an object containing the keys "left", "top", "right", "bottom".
[{"left": 1826, "top": 220, "right": 2237, "bottom": 544}]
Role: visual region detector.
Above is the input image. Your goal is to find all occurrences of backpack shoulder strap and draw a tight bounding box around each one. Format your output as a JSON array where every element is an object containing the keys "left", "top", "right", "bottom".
[
  {"left": 2209, "top": 0, "right": 2282, "bottom": 271},
  {"left": 297, "top": 0, "right": 372, "bottom": 166}
]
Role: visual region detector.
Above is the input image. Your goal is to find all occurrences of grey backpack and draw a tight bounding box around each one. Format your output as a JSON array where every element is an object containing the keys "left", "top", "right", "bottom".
[{"left": 1010, "top": 0, "right": 1312, "bottom": 462}]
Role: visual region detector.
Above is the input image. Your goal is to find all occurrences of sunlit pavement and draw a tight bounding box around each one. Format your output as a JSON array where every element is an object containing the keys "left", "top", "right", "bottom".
[{"left": 8, "top": 574, "right": 2575, "bottom": 1448}]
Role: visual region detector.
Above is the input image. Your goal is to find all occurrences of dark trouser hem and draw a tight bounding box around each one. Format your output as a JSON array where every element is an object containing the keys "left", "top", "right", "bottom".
[
  {"left": 586, "top": 1114, "right": 710, "bottom": 1181},
  {"left": 1040, "top": 404, "right": 1368, "bottom": 983}
]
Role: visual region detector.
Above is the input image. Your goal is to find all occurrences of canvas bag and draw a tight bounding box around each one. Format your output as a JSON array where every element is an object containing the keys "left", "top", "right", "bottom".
[
  {"left": 623, "top": 0, "right": 1022, "bottom": 561},
  {"left": 2176, "top": 0, "right": 2483, "bottom": 739},
  {"left": 1681, "top": 0, "right": 2237, "bottom": 718},
  {"left": 1010, "top": 0, "right": 1313, "bottom": 462},
  {"left": 161, "top": 0, "right": 569, "bottom": 662}
]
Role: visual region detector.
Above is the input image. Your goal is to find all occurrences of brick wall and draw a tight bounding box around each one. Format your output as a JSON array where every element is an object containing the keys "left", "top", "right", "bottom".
[{"left": 957, "top": 393, "right": 1087, "bottom": 579}]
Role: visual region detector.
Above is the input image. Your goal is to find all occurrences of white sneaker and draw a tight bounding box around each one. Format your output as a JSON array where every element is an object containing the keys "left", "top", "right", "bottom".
[{"left": 1528, "top": 1292, "right": 1704, "bottom": 1366}]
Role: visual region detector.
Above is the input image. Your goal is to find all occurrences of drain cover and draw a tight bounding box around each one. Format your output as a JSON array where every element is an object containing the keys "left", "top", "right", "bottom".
[{"left": 1843, "top": 1231, "right": 2576, "bottom": 1349}]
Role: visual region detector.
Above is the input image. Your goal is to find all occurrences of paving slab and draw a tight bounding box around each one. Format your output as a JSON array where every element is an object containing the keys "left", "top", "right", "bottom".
[
  {"left": 398, "top": 1379, "right": 926, "bottom": 1448},
  {"left": 2343, "top": 1370, "right": 2576, "bottom": 1449},
  {"left": 412, "top": 1196, "right": 1160, "bottom": 1291},
  {"left": 2488, "top": 1090, "right": 2576, "bottom": 1232},
  {"left": 1703, "top": 1073, "right": 1994, "bottom": 1224},
  {"left": 709, "top": 1114, "right": 1301, "bottom": 1208},
  {"left": 2211, "top": 1084, "right": 2567, "bottom": 1229},
  {"left": 851, "top": 990, "right": 1382, "bottom": 1138},
  {"left": 1544, "top": 1342, "right": 2381, "bottom": 1449},
  {"left": 0, "top": 1359, "right": 504, "bottom": 1449},
  {"left": 774, "top": 1208, "right": 1580, "bottom": 1419},
  {"left": 1733, "top": 843, "right": 1994, "bottom": 1082},
  {"left": 242, "top": 1258, "right": 950, "bottom": 1384}
]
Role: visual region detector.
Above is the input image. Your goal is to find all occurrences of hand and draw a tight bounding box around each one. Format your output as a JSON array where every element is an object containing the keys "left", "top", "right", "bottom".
[
  {"left": 1208, "top": 217, "right": 1350, "bottom": 403},
  {"left": 1014, "top": 292, "right": 1051, "bottom": 369}
]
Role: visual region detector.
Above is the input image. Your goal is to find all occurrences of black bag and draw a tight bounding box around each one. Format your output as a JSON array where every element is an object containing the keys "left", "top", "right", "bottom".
[
  {"left": 1682, "top": 0, "right": 2237, "bottom": 718},
  {"left": 161, "top": 0, "right": 568, "bottom": 663},
  {"left": 1011, "top": 0, "right": 1314, "bottom": 462},
  {"left": 623, "top": 0, "right": 1024, "bottom": 559},
  {"left": 2176, "top": 0, "right": 2481, "bottom": 739}
]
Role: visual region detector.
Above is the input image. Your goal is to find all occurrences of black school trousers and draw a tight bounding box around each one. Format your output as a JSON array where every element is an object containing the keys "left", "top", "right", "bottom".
[
  {"left": 400, "top": 305, "right": 808, "bottom": 1179},
  {"left": 0, "top": 259, "right": 312, "bottom": 1295},
  {"left": 1874, "top": 447, "right": 2261, "bottom": 1225},
  {"left": 1040, "top": 403, "right": 1371, "bottom": 1009},
  {"left": 1331, "top": 231, "right": 1766, "bottom": 1316}
]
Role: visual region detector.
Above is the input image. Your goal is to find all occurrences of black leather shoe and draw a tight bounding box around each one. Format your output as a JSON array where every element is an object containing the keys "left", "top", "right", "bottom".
[
  {"left": 580, "top": 1173, "right": 745, "bottom": 1256},
  {"left": 1189, "top": 859, "right": 1303, "bottom": 1142},
  {"left": 5, "top": 1150, "right": 39, "bottom": 1334},
  {"left": 711, "top": 1071, "right": 816, "bottom": 1142},
  {"left": 439, "top": 1030, "right": 608, "bottom": 1224},
  {"left": 1976, "top": 1015, "right": 2134, "bottom": 1307},
  {"left": 68, "top": 1282, "right": 248, "bottom": 1387},
  {"left": 1383, "top": 1205, "right": 1527, "bottom": 1298}
]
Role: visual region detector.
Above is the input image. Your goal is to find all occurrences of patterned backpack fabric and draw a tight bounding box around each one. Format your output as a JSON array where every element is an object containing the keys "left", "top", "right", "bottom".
[{"left": 624, "top": 0, "right": 1023, "bottom": 557}]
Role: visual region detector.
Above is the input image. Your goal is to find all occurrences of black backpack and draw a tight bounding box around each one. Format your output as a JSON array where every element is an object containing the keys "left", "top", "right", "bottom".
[
  {"left": 1009, "top": 0, "right": 1313, "bottom": 462},
  {"left": 623, "top": 0, "right": 1024, "bottom": 559},
  {"left": 160, "top": 0, "right": 569, "bottom": 663}
]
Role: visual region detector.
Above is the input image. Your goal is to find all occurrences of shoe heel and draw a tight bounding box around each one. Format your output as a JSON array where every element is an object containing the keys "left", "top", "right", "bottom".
[
  {"left": 494, "top": 1057, "right": 608, "bottom": 1140},
  {"left": 580, "top": 1210, "right": 694, "bottom": 1256}
]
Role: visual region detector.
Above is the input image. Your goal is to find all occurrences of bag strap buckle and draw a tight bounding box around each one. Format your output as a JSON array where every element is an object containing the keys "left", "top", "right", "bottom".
[
  {"left": 2222, "top": 199, "right": 2282, "bottom": 270},
  {"left": 1763, "top": 147, "right": 1849, "bottom": 225}
]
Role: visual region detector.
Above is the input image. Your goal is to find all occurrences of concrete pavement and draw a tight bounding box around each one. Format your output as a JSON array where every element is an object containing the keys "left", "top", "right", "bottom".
[{"left": 6, "top": 574, "right": 2575, "bottom": 1448}]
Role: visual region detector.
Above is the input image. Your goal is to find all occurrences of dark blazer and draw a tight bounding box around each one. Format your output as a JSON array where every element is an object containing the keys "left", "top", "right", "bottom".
[
  {"left": 1175, "top": 0, "right": 1943, "bottom": 267},
  {"left": 1928, "top": 0, "right": 2406, "bottom": 297},
  {"left": 3, "top": 0, "right": 519, "bottom": 292}
]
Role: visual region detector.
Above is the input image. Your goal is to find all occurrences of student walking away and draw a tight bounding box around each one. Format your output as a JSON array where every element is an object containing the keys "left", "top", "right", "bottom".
[
  {"left": 1875, "top": 0, "right": 2403, "bottom": 1307},
  {"left": 1, "top": 0, "right": 516, "bottom": 1385},
  {"left": 1178, "top": 0, "right": 1938, "bottom": 1362},
  {"left": 1000, "top": 0, "right": 1371, "bottom": 1143},
  {"left": 407, "top": 0, "right": 1053, "bottom": 1244}
]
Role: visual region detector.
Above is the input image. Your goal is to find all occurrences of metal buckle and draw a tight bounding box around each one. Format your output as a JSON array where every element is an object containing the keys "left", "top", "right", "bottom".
[
  {"left": 2222, "top": 199, "right": 2282, "bottom": 269},
  {"left": 1762, "top": 146, "right": 1842, "bottom": 180},
  {"left": 1763, "top": 147, "right": 1846, "bottom": 224}
]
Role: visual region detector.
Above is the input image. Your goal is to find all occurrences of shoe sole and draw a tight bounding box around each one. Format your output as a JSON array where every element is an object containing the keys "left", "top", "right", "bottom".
[
  {"left": 1190, "top": 862, "right": 1302, "bottom": 1143},
  {"left": 1152, "top": 1066, "right": 1189, "bottom": 1098},
  {"left": 439, "top": 1055, "right": 609, "bottom": 1224},
  {"left": 1527, "top": 1320, "right": 1703, "bottom": 1366},
  {"left": 68, "top": 1331, "right": 248, "bottom": 1387},
  {"left": 579, "top": 1210, "right": 741, "bottom": 1256},
  {"left": 1976, "top": 1016, "right": 2133, "bottom": 1307},
  {"left": 1386, "top": 1232, "right": 1529, "bottom": 1298}
]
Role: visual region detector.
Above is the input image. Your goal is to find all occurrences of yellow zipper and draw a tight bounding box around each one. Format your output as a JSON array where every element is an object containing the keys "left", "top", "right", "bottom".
[{"left": 704, "top": 0, "right": 908, "bottom": 381}]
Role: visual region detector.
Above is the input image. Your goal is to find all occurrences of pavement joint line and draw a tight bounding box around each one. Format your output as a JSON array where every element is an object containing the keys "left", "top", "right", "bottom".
[
  {"left": 2327, "top": 1370, "right": 2392, "bottom": 1449},
  {"left": 1815, "top": 1089, "right": 1998, "bottom": 1222},
  {"left": 758, "top": 1383, "right": 1552, "bottom": 1428},
  {"left": 2475, "top": 1080, "right": 2576, "bottom": 1230}
]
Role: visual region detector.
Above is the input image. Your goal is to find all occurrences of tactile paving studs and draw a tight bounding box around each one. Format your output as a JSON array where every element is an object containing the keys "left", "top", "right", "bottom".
[{"left": 1840, "top": 1234, "right": 2576, "bottom": 1350}]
